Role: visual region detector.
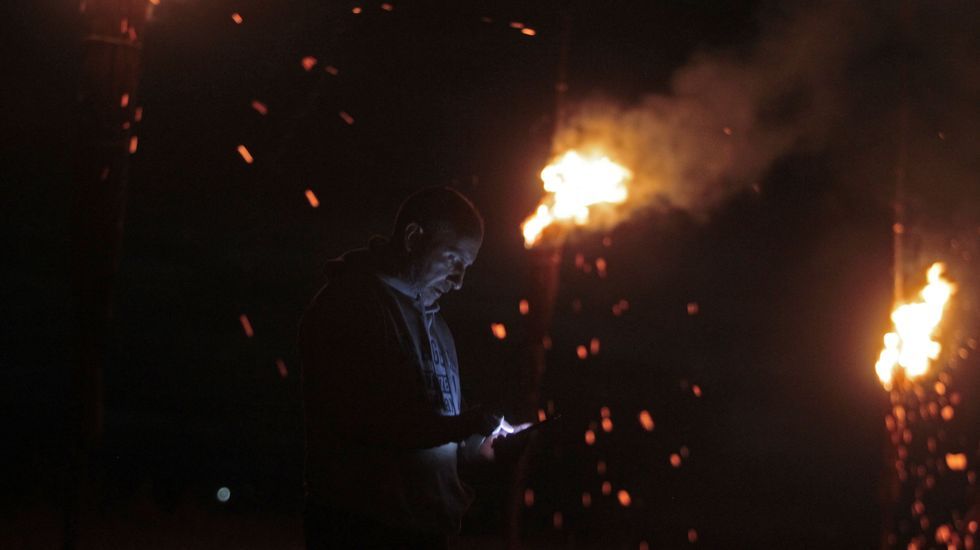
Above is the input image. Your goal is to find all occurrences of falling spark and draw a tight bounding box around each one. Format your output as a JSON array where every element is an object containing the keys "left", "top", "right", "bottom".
[
  {"left": 491, "top": 323, "right": 507, "bottom": 340},
  {"left": 687, "top": 302, "right": 699, "bottom": 315},
  {"left": 381, "top": 2, "right": 393, "bottom": 11},
  {"left": 600, "top": 406, "right": 610, "bottom": 418},
  {"left": 521, "top": 150, "right": 631, "bottom": 247},
  {"left": 524, "top": 488, "right": 534, "bottom": 507},
  {"left": 128, "top": 136, "right": 138, "bottom": 154},
  {"left": 251, "top": 100, "right": 268, "bottom": 115},
  {"left": 519, "top": 299, "right": 529, "bottom": 315},
  {"left": 134, "top": 107, "right": 143, "bottom": 122},
  {"left": 509, "top": 21, "right": 524, "bottom": 29},
  {"left": 595, "top": 257, "right": 607, "bottom": 278},
  {"left": 945, "top": 453, "right": 967, "bottom": 471},
  {"left": 521, "top": 28, "right": 536, "bottom": 36},
  {"left": 339, "top": 111, "right": 355, "bottom": 125},
  {"left": 723, "top": 126, "right": 733, "bottom": 136},
  {"left": 617, "top": 489, "right": 631, "bottom": 507},
  {"left": 692, "top": 384, "right": 702, "bottom": 397},
  {"left": 301, "top": 56, "right": 317, "bottom": 71},
  {"left": 596, "top": 460, "right": 606, "bottom": 475},
  {"left": 537, "top": 409, "right": 547, "bottom": 422},
  {"left": 601, "top": 418, "right": 613, "bottom": 432},
  {"left": 638, "top": 410, "right": 655, "bottom": 431},
  {"left": 688, "top": 529, "right": 699, "bottom": 543},
  {"left": 589, "top": 337, "right": 600, "bottom": 355},
  {"left": 576, "top": 345, "right": 588, "bottom": 360},
  {"left": 237, "top": 145, "right": 254, "bottom": 164},
  {"left": 305, "top": 189, "right": 320, "bottom": 208},
  {"left": 584, "top": 429, "right": 596, "bottom": 445},
  {"left": 120, "top": 93, "right": 129, "bottom": 108},
  {"left": 552, "top": 511, "right": 563, "bottom": 530},
  {"left": 352, "top": 7, "right": 362, "bottom": 15},
  {"left": 324, "top": 65, "right": 339, "bottom": 76},
  {"left": 239, "top": 314, "right": 254, "bottom": 338},
  {"left": 581, "top": 491, "right": 592, "bottom": 508},
  {"left": 670, "top": 453, "right": 682, "bottom": 467},
  {"left": 231, "top": 12, "right": 243, "bottom": 24},
  {"left": 875, "top": 263, "right": 955, "bottom": 389},
  {"left": 941, "top": 405, "right": 954, "bottom": 420},
  {"left": 601, "top": 481, "right": 612, "bottom": 496},
  {"left": 276, "top": 359, "right": 288, "bottom": 378}
]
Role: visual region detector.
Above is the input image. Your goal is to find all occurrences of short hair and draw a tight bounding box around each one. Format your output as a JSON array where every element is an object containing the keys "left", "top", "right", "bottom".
[{"left": 392, "top": 186, "right": 484, "bottom": 242}]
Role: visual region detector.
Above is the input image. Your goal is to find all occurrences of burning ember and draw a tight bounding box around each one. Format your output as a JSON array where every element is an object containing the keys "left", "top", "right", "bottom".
[
  {"left": 521, "top": 150, "right": 631, "bottom": 247},
  {"left": 874, "top": 263, "right": 955, "bottom": 389}
]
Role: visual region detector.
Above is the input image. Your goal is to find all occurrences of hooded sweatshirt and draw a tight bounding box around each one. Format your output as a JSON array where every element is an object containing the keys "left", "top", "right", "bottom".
[{"left": 299, "top": 239, "right": 476, "bottom": 534}]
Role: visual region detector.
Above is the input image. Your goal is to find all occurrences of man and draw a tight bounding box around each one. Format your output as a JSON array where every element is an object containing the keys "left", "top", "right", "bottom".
[{"left": 299, "top": 187, "right": 524, "bottom": 549}]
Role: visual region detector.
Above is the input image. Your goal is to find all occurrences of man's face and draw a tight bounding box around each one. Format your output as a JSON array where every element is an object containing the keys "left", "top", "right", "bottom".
[{"left": 407, "top": 230, "right": 481, "bottom": 307}]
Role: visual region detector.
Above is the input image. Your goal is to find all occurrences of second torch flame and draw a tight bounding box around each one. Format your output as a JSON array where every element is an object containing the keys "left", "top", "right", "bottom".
[
  {"left": 875, "top": 262, "right": 955, "bottom": 389},
  {"left": 522, "top": 150, "right": 632, "bottom": 248}
]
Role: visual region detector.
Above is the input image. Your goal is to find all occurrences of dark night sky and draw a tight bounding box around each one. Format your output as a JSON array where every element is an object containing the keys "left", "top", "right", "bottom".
[{"left": 2, "top": 1, "right": 978, "bottom": 548}]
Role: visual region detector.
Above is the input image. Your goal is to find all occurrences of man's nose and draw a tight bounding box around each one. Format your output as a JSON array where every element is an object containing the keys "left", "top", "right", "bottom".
[{"left": 448, "top": 267, "right": 465, "bottom": 290}]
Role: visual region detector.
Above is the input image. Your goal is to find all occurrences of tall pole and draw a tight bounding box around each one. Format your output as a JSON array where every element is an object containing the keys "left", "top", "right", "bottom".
[
  {"left": 506, "top": 5, "right": 573, "bottom": 549},
  {"left": 65, "top": 1, "right": 146, "bottom": 548}
]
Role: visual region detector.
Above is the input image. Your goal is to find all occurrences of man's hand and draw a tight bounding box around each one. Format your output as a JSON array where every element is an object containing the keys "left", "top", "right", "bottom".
[{"left": 478, "top": 419, "right": 533, "bottom": 461}]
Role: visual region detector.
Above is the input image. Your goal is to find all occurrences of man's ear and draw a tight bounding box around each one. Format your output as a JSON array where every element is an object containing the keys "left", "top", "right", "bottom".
[{"left": 403, "top": 222, "right": 424, "bottom": 254}]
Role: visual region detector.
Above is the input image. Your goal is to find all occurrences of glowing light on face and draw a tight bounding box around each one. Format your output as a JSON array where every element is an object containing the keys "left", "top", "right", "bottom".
[
  {"left": 521, "top": 150, "right": 631, "bottom": 247},
  {"left": 875, "top": 263, "right": 955, "bottom": 389}
]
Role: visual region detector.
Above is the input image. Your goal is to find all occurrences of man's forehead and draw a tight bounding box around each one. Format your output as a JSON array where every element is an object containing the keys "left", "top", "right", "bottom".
[{"left": 438, "top": 234, "right": 481, "bottom": 261}]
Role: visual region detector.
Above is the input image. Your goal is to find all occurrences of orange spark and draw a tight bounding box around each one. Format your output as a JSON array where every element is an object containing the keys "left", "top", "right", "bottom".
[
  {"left": 552, "top": 511, "right": 563, "bottom": 530},
  {"left": 589, "top": 337, "right": 600, "bottom": 355},
  {"left": 134, "top": 107, "right": 143, "bottom": 122},
  {"left": 381, "top": 2, "right": 393, "bottom": 11},
  {"left": 339, "top": 111, "right": 355, "bottom": 125},
  {"left": 723, "top": 126, "right": 733, "bottom": 136},
  {"left": 601, "top": 481, "right": 612, "bottom": 495},
  {"left": 120, "top": 93, "right": 129, "bottom": 108},
  {"left": 584, "top": 429, "right": 595, "bottom": 445},
  {"left": 595, "top": 257, "right": 607, "bottom": 277},
  {"left": 600, "top": 406, "right": 610, "bottom": 418},
  {"left": 537, "top": 409, "right": 547, "bottom": 422},
  {"left": 576, "top": 345, "right": 588, "bottom": 360},
  {"left": 638, "top": 410, "right": 655, "bottom": 431},
  {"left": 237, "top": 144, "right": 254, "bottom": 164},
  {"left": 687, "top": 302, "right": 699, "bottom": 315},
  {"left": 523, "top": 488, "right": 534, "bottom": 507},
  {"left": 945, "top": 453, "right": 967, "bottom": 471},
  {"left": 596, "top": 460, "right": 606, "bottom": 475},
  {"left": 352, "top": 6, "right": 362, "bottom": 14},
  {"left": 509, "top": 21, "right": 524, "bottom": 29},
  {"left": 519, "top": 299, "right": 529, "bottom": 315},
  {"left": 305, "top": 189, "right": 320, "bottom": 208},
  {"left": 601, "top": 418, "right": 613, "bottom": 432},
  {"left": 239, "top": 314, "right": 254, "bottom": 338},
  {"left": 128, "top": 136, "right": 138, "bottom": 154},
  {"left": 670, "top": 453, "right": 682, "bottom": 467},
  {"left": 324, "top": 65, "right": 339, "bottom": 76},
  {"left": 941, "top": 405, "right": 954, "bottom": 420},
  {"left": 581, "top": 491, "right": 592, "bottom": 508},
  {"left": 688, "top": 529, "right": 699, "bottom": 543},
  {"left": 301, "top": 56, "right": 317, "bottom": 71},
  {"left": 521, "top": 28, "right": 536, "bottom": 36},
  {"left": 250, "top": 100, "right": 268, "bottom": 115},
  {"left": 231, "top": 12, "right": 243, "bottom": 24},
  {"left": 490, "top": 323, "right": 507, "bottom": 339},
  {"left": 276, "top": 359, "right": 288, "bottom": 378},
  {"left": 617, "top": 489, "right": 631, "bottom": 507},
  {"left": 692, "top": 384, "right": 702, "bottom": 397}
]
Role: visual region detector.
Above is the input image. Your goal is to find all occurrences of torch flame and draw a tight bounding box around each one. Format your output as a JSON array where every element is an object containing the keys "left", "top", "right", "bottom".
[
  {"left": 521, "top": 150, "right": 631, "bottom": 247},
  {"left": 875, "top": 262, "right": 955, "bottom": 389}
]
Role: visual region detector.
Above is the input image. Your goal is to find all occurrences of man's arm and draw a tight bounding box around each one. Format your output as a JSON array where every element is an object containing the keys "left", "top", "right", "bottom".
[{"left": 300, "top": 283, "right": 495, "bottom": 450}]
